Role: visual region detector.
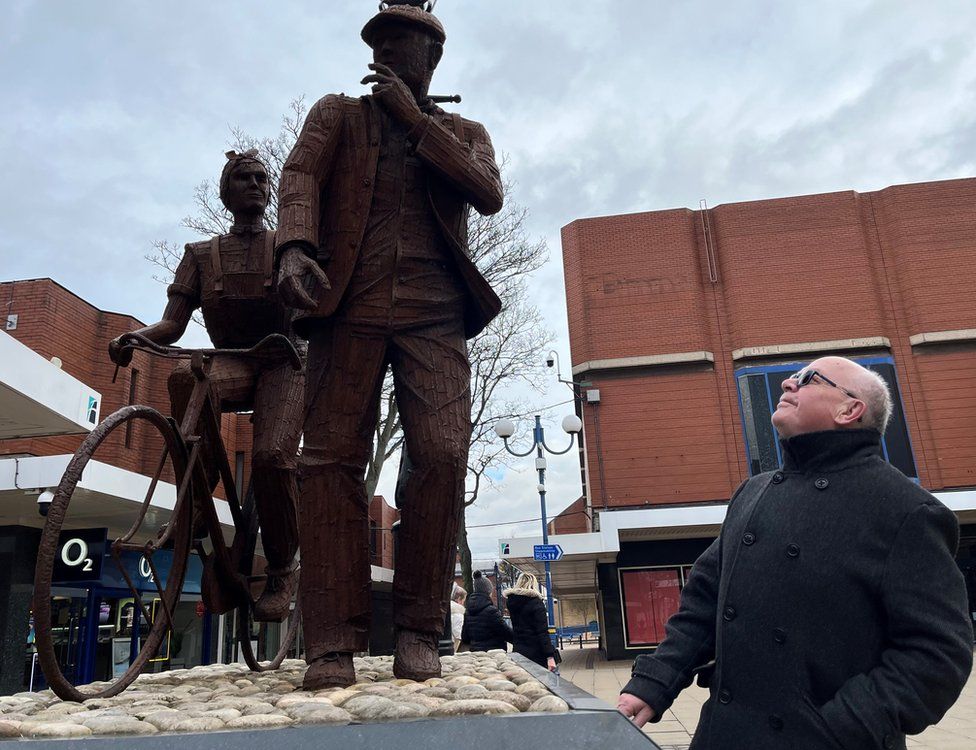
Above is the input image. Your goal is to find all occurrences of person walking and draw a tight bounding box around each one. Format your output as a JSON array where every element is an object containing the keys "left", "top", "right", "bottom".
[
  {"left": 450, "top": 583, "right": 466, "bottom": 653},
  {"left": 505, "top": 573, "right": 558, "bottom": 671},
  {"left": 617, "top": 356, "right": 973, "bottom": 750},
  {"left": 460, "top": 571, "right": 512, "bottom": 652}
]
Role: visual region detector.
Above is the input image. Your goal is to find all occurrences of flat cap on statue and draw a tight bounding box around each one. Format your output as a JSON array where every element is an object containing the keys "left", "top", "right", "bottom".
[{"left": 361, "top": 2, "right": 447, "bottom": 46}]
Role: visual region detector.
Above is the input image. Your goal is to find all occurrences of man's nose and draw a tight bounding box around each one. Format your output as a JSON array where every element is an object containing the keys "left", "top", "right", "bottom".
[{"left": 781, "top": 378, "right": 797, "bottom": 393}]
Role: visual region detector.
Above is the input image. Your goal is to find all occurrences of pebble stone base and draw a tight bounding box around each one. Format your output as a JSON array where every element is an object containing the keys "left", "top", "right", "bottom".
[{"left": 0, "top": 652, "right": 577, "bottom": 741}]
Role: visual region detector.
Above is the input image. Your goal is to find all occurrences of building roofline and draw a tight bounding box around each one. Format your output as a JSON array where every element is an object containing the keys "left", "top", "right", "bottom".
[
  {"left": 561, "top": 175, "right": 976, "bottom": 232},
  {"left": 2, "top": 277, "right": 147, "bottom": 327}
]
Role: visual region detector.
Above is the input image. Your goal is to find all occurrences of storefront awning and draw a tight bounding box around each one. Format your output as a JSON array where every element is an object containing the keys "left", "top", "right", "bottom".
[{"left": 0, "top": 330, "right": 101, "bottom": 439}]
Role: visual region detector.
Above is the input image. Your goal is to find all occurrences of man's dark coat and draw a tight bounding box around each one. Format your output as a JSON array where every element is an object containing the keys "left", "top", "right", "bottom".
[{"left": 623, "top": 429, "right": 973, "bottom": 750}]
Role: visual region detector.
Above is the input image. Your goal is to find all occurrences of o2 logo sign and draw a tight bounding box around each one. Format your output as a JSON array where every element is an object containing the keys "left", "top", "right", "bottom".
[
  {"left": 61, "top": 537, "right": 94, "bottom": 572},
  {"left": 138, "top": 556, "right": 155, "bottom": 583},
  {"left": 52, "top": 529, "right": 106, "bottom": 583}
]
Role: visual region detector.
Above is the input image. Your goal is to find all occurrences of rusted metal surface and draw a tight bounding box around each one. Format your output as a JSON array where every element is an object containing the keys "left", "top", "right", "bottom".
[{"left": 33, "top": 407, "right": 193, "bottom": 701}]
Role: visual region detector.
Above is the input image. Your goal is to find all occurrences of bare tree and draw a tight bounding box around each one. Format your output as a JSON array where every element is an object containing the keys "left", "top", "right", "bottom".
[
  {"left": 455, "top": 168, "right": 551, "bottom": 594},
  {"left": 146, "top": 103, "right": 551, "bottom": 583}
]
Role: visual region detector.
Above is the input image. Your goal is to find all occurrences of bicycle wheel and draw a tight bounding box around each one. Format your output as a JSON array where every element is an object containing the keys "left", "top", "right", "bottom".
[
  {"left": 235, "top": 482, "right": 302, "bottom": 672},
  {"left": 237, "top": 593, "right": 302, "bottom": 672},
  {"left": 33, "top": 406, "right": 194, "bottom": 701}
]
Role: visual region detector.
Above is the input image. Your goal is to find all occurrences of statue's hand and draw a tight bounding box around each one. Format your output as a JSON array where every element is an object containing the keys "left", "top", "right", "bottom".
[
  {"left": 278, "top": 246, "right": 330, "bottom": 311},
  {"left": 362, "top": 63, "right": 424, "bottom": 130},
  {"left": 108, "top": 335, "right": 133, "bottom": 367}
]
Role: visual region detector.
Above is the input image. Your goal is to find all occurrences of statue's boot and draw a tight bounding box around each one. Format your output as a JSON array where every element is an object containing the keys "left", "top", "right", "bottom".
[
  {"left": 393, "top": 629, "right": 441, "bottom": 682},
  {"left": 253, "top": 566, "right": 297, "bottom": 623},
  {"left": 303, "top": 652, "right": 355, "bottom": 690}
]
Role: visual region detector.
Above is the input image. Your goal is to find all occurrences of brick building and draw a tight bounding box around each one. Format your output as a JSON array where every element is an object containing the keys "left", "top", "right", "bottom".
[
  {"left": 0, "top": 278, "right": 398, "bottom": 692},
  {"left": 501, "top": 177, "right": 976, "bottom": 659}
]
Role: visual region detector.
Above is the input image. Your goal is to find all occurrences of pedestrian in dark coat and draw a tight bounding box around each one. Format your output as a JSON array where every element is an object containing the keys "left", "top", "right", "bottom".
[
  {"left": 618, "top": 357, "right": 974, "bottom": 750},
  {"left": 505, "top": 573, "right": 558, "bottom": 670},
  {"left": 460, "top": 571, "right": 513, "bottom": 652}
]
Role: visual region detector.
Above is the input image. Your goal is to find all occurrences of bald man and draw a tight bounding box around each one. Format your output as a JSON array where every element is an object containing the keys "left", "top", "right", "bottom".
[{"left": 618, "top": 357, "right": 973, "bottom": 750}]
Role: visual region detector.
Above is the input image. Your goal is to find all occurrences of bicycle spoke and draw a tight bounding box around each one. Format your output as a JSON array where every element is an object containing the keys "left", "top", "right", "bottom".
[
  {"left": 157, "top": 440, "right": 200, "bottom": 549},
  {"left": 144, "top": 554, "right": 176, "bottom": 633},
  {"left": 110, "top": 548, "right": 153, "bottom": 627},
  {"left": 120, "top": 445, "right": 170, "bottom": 544}
]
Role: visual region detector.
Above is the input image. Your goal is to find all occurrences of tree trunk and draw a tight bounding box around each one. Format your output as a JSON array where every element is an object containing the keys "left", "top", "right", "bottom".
[{"left": 456, "top": 510, "right": 474, "bottom": 596}]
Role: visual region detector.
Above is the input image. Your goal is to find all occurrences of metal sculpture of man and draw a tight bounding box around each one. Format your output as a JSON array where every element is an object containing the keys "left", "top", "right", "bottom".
[
  {"left": 110, "top": 151, "right": 303, "bottom": 622},
  {"left": 275, "top": 2, "right": 504, "bottom": 688}
]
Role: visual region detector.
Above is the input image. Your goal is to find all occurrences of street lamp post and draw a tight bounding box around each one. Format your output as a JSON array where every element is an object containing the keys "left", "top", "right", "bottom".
[{"left": 494, "top": 413, "right": 583, "bottom": 646}]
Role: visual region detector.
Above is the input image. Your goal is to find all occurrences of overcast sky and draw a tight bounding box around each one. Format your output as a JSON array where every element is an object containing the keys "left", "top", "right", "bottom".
[{"left": 3, "top": 0, "right": 976, "bottom": 565}]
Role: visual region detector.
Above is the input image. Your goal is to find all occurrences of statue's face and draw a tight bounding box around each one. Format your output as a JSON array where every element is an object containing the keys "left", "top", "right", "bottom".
[
  {"left": 224, "top": 162, "right": 269, "bottom": 217},
  {"left": 372, "top": 25, "right": 439, "bottom": 91}
]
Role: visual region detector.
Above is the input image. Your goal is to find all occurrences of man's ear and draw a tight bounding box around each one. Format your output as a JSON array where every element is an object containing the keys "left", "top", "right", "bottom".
[
  {"left": 429, "top": 41, "right": 443, "bottom": 71},
  {"left": 836, "top": 399, "right": 867, "bottom": 427}
]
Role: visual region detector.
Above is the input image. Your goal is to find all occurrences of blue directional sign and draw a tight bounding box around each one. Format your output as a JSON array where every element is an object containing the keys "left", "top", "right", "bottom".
[{"left": 533, "top": 544, "right": 564, "bottom": 562}]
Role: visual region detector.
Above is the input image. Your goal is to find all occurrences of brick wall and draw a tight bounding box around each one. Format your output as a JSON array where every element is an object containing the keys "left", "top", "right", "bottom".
[
  {"left": 369, "top": 495, "right": 399, "bottom": 569},
  {"left": 0, "top": 279, "right": 252, "bottom": 497},
  {"left": 562, "top": 177, "right": 976, "bottom": 509},
  {"left": 548, "top": 495, "right": 589, "bottom": 535}
]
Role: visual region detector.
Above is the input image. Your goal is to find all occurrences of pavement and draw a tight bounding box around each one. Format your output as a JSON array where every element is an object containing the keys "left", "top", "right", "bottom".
[{"left": 558, "top": 646, "right": 976, "bottom": 750}]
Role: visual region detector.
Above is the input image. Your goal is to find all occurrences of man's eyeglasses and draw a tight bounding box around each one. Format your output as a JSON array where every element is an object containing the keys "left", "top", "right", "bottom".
[{"left": 790, "top": 369, "right": 859, "bottom": 400}]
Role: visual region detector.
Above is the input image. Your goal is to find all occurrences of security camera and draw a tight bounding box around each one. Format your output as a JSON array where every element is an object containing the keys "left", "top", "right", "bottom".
[
  {"left": 37, "top": 489, "right": 55, "bottom": 517},
  {"left": 545, "top": 355, "right": 555, "bottom": 368}
]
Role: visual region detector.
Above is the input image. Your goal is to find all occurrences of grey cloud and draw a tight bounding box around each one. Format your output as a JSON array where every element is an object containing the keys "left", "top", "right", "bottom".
[{"left": 4, "top": 1, "right": 975, "bottom": 558}]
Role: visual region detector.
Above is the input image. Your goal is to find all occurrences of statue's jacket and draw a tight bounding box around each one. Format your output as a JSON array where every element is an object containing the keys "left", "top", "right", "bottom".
[
  {"left": 170, "top": 229, "right": 292, "bottom": 350},
  {"left": 623, "top": 429, "right": 973, "bottom": 750},
  {"left": 276, "top": 93, "right": 504, "bottom": 340}
]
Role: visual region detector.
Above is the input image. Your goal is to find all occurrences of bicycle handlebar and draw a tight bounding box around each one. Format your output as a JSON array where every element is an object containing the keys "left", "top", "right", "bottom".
[{"left": 115, "top": 332, "right": 302, "bottom": 371}]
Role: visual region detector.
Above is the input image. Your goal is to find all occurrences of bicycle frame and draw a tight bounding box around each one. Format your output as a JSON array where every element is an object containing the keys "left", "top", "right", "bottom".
[{"left": 112, "top": 333, "right": 301, "bottom": 617}]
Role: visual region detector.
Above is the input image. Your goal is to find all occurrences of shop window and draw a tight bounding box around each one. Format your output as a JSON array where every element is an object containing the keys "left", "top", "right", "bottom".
[
  {"left": 369, "top": 521, "right": 379, "bottom": 563},
  {"left": 735, "top": 357, "right": 917, "bottom": 479},
  {"left": 234, "top": 452, "right": 245, "bottom": 496},
  {"left": 619, "top": 567, "right": 684, "bottom": 648}
]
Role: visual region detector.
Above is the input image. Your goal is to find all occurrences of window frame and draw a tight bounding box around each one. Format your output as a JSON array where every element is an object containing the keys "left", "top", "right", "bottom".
[{"left": 617, "top": 564, "right": 687, "bottom": 650}]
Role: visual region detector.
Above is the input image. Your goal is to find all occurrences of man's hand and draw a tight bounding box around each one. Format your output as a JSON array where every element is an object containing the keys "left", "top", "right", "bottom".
[
  {"left": 361, "top": 63, "right": 424, "bottom": 130},
  {"left": 546, "top": 656, "right": 557, "bottom": 672},
  {"left": 277, "top": 246, "right": 330, "bottom": 311},
  {"left": 108, "top": 335, "right": 133, "bottom": 367},
  {"left": 617, "top": 693, "right": 656, "bottom": 727}
]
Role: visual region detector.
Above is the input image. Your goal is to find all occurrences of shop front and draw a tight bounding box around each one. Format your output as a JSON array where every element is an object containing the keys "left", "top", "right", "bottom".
[{"left": 29, "top": 527, "right": 214, "bottom": 690}]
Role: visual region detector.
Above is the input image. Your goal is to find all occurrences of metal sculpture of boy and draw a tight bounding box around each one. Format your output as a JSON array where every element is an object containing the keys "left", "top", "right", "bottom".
[
  {"left": 275, "top": 3, "right": 503, "bottom": 687},
  {"left": 110, "top": 151, "right": 303, "bottom": 622}
]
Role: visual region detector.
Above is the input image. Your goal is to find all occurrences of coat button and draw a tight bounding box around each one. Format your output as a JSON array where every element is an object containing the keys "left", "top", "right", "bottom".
[
  {"left": 723, "top": 606, "right": 737, "bottom": 622},
  {"left": 742, "top": 532, "right": 756, "bottom": 546},
  {"left": 786, "top": 543, "right": 800, "bottom": 558},
  {"left": 815, "top": 477, "right": 829, "bottom": 490},
  {"left": 718, "top": 688, "right": 732, "bottom": 704},
  {"left": 773, "top": 628, "right": 787, "bottom": 644},
  {"left": 362, "top": 177, "right": 372, "bottom": 186},
  {"left": 768, "top": 715, "right": 784, "bottom": 731},
  {"left": 771, "top": 472, "right": 784, "bottom": 484}
]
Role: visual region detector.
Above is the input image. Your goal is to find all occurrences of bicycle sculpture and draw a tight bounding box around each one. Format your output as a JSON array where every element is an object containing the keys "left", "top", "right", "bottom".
[{"left": 33, "top": 151, "right": 305, "bottom": 701}]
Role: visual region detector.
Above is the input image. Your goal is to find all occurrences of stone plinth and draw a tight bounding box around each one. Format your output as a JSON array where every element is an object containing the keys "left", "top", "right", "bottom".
[{"left": 2, "top": 652, "right": 658, "bottom": 748}]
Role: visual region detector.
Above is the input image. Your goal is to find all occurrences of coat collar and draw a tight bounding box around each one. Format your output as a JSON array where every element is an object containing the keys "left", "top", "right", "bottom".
[
  {"left": 503, "top": 587, "right": 543, "bottom": 600},
  {"left": 780, "top": 429, "right": 882, "bottom": 473}
]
